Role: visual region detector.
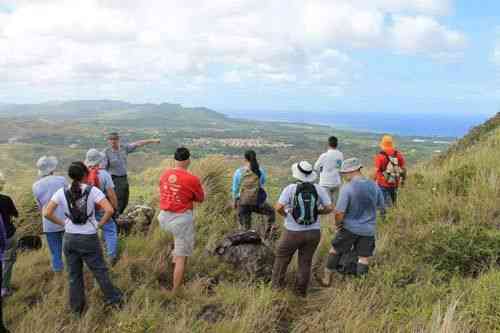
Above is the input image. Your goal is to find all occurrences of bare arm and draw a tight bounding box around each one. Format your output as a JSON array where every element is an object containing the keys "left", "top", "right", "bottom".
[
  {"left": 44, "top": 201, "right": 65, "bottom": 226},
  {"left": 96, "top": 198, "right": 114, "bottom": 228},
  {"left": 275, "top": 203, "right": 287, "bottom": 218},
  {"left": 334, "top": 211, "right": 345, "bottom": 230},
  {"left": 106, "top": 188, "right": 118, "bottom": 210},
  {"left": 318, "top": 204, "right": 334, "bottom": 215},
  {"left": 130, "top": 139, "right": 161, "bottom": 148}
]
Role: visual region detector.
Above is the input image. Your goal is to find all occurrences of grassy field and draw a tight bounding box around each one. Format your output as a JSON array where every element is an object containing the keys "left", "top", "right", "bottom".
[{"left": 2, "top": 114, "right": 500, "bottom": 332}]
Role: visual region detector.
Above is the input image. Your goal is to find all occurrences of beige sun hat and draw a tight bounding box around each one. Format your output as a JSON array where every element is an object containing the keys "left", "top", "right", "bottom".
[
  {"left": 339, "top": 158, "right": 363, "bottom": 174},
  {"left": 85, "top": 149, "right": 105, "bottom": 167},
  {"left": 292, "top": 161, "right": 317, "bottom": 183}
]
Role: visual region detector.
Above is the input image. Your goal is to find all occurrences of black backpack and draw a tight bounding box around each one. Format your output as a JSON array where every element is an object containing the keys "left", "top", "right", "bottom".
[
  {"left": 64, "top": 186, "right": 93, "bottom": 225},
  {"left": 292, "top": 182, "right": 319, "bottom": 225}
]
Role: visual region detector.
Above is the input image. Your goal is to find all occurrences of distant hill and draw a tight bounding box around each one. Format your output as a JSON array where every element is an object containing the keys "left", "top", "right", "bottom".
[{"left": 0, "top": 100, "right": 230, "bottom": 128}]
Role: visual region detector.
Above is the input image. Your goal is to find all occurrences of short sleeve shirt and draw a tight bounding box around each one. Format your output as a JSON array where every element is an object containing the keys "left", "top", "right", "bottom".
[
  {"left": 104, "top": 144, "right": 137, "bottom": 177},
  {"left": 32, "top": 175, "right": 67, "bottom": 233},
  {"left": 50, "top": 185, "right": 106, "bottom": 235},
  {"left": 335, "top": 176, "right": 385, "bottom": 236},
  {"left": 159, "top": 168, "right": 205, "bottom": 213},
  {"left": 278, "top": 183, "right": 332, "bottom": 231},
  {"left": 314, "top": 149, "right": 344, "bottom": 188}
]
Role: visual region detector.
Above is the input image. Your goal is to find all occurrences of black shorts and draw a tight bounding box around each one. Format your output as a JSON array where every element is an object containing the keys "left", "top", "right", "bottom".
[{"left": 331, "top": 229, "right": 375, "bottom": 257}]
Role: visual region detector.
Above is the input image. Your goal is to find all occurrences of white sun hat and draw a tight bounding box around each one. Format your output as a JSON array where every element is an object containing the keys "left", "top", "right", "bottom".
[
  {"left": 292, "top": 161, "right": 317, "bottom": 183},
  {"left": 36, "top": 156, "right": 58, "bottom": 177}
]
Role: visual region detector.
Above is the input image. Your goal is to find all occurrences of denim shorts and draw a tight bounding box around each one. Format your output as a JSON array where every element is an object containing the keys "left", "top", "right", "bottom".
[{"left": 158, "top": 211, "right": 195, "bottom": 257}]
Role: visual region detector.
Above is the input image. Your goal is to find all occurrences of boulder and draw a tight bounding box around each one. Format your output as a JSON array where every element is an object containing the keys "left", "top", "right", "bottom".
[
  {"left": 116, "top": 205, "right": 156, "bottom": 236},
  {"left": 210, "top": 231, "right": 275, "bottom": 280}
]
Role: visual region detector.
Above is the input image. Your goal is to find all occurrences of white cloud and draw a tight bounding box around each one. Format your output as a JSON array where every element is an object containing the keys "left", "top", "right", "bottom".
[
  {"left": 0, "top": 0, "right": 466, "bottom": 98},
  {"left": 389, "top": 15, "right": 466, "bottom": 58}
]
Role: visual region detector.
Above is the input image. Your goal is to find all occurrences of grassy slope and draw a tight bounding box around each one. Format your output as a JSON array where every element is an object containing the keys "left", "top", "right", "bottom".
[{"left": 5, "top": 123, "right": 500, "bottom": 332}]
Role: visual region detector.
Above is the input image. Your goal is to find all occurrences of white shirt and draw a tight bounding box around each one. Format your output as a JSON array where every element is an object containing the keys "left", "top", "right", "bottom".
[
  {"left": 50, "top": 184, "right": 106, "bottom": 235},
  {"left": 278, "top": 183, "right": 332, "bottom": 232},
  {"left": 314, "top": 149, "right": 344, "bottom": 187}
]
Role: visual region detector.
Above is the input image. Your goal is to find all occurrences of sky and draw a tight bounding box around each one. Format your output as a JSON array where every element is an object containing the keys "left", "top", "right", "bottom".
[{"left": 0, "top": 0, "right": 499, "bottom": 115}]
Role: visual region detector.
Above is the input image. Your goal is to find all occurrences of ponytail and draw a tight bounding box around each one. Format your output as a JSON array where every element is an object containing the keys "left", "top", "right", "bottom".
[
  {"left": 67, "top": 161, "right": 89, "bottom": 203},
  {"left": 244, "top": 150, "right": 261, "bottom": 178}
]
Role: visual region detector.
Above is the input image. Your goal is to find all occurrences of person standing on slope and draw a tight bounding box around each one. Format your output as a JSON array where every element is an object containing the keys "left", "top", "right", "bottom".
[
  {"left": 103, "top": 132, "right": 160, "bottom": 216},
  {"left": 232, "top": 150, "right": 276, "bottom": 236},
  {"left": 44, "top": 162, "right": 122, "bottom": 314},
  {"left": 32, "top": 156, "right": 68, "bottom": 273},
  {"left": 373, "top": 135, "right": 406, "bottom": 207},
  {"left": 272, "top": 161, "right": 333, "bottom": 296},
  {"left": 0, "top": 215, "right": 10, "bottom": 333},
  {"left": 85, "top": 149, "right": 120, "bottom": 266},
  {"left": 158, "top": 148, "right": 205, "bottom": 293},
  {"left": 0, "top": 172, "right": 18, "bottom": 298},
  {"left": 320, "top": 158, "right": 385, "bottom": 286},
  {"left": 314, "top": 135, "right": 344, "bottom": 205}
]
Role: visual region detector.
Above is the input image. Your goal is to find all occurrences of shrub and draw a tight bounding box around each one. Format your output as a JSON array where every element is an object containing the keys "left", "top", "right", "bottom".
[{"left": 419, "top": 226, "right": 500, "bottom": 278}]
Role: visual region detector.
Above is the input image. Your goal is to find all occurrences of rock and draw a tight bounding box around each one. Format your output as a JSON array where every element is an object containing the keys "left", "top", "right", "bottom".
[
  {"left": 196, "top": 304, "right": 225, "bottom": 323},
  {"left": 211, "top": 231, "right": 275, "bottom": 280},
  {"left": 116, "top": 205, "right": 156, "bottom": 236},
  {"left": 17, "top": 235, "right": 42, "bottom": 251}
]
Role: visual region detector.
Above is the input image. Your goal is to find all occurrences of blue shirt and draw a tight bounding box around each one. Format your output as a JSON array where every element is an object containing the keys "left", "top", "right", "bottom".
[
  {"left": 32, "top": 175, "right": 67, "bottom": 233},
  {"left": 104, "top": 143, "right": 138, "bottom": 177},
  {"left": 231, "top": 167, "right": 267, "bottom": 200},
  {"left": 335, "top": 176, "right": 385, "bottom": 236},
  {"left": 278, "top": 183, "right": 332, "bottom": 231}
]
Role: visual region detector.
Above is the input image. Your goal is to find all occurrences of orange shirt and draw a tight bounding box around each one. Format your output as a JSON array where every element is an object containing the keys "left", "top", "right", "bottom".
[
  {"left": 159, "top": 168, "right": 205, "bottom": 213},
  {"left": 374, "top": 148, "right": 406, "bottom": 188}
]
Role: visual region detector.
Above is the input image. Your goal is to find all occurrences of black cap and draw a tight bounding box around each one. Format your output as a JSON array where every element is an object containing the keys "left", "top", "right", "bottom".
[{"left": 174, "top": 147, "right": 191, "bottom": 161}]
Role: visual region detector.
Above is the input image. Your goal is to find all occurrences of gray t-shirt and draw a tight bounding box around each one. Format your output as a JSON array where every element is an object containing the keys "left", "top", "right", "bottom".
[
  {"left": 103, "top": 144, "right": 137, "bottom": 177},
  {"left": 335, "top": 176, "right": 385, "bottom": 236},
  {"left": 278, "top": 183, "right": 332, "bottom": 232},
  {"left": 32, "top": 175, "right": 68, "bottom": 233}
]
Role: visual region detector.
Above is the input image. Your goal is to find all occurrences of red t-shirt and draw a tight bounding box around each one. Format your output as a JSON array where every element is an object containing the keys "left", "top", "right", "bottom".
[
  {"left": 159, "top": 168, "right": 205, "bottom": 213},
  {"left": 374, "top": 148, "right": 406, "bottom": 188}
]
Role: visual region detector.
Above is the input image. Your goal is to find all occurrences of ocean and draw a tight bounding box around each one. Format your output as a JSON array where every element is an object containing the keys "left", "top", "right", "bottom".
[{"left": 222, "top": 110, "right": 493, "bottom": 138}]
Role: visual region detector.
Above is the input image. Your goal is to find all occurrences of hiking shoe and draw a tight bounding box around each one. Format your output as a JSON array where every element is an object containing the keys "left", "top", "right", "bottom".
[
  {"left": 110, "top": 257, "right": 119, "bottom": 267},
  {"left": 1, "top": 288, "right": 13, "bottom": 298}
]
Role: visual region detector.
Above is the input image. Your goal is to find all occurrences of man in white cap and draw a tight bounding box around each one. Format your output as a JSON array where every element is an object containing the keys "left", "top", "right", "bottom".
[
  {"left": 0, "top": 171, "right": 19, "bottom": 296},
  {"left": 85, "top": 149, "right": 120, "bottom": 266},
  {"left": 320, "top": 158, "right": 385, "bottom": 286},
  {"left": 272, "top": 161, "right": 333, "bottom": 296},
  {"left": 32, "top": 156, "right": 68, "bottom": 273}
]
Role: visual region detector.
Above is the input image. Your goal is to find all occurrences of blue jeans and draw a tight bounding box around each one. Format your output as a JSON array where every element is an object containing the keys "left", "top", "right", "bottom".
[
  {"left": 46, "top": 231, "right": 64, "bottom": 272},
  {"left": 95, "top": 212, "right": 118, "bottom": 259}
]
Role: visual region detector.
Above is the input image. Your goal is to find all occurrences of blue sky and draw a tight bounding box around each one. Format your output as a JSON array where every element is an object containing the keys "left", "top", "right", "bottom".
[{"left": 0, "top": 0, "right": 498, "bottom": 116}]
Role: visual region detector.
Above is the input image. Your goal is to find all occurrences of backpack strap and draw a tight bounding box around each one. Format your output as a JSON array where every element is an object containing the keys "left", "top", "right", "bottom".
[{"left": 63, "top": 188, "right": 74, "bottom": 220}]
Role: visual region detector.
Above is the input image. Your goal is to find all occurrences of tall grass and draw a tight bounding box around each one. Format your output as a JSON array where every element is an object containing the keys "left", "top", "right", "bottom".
[{"left": 6, "top": 127, "right": 500, "bottom": 332}]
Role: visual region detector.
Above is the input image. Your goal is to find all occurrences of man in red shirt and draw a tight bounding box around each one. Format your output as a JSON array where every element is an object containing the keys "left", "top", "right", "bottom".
[
  {"left": 373, "top": 135, "right": 406, "bottom": 208},
  {"left": 158, "top": 147, "right": 205, "bottom": 292}
]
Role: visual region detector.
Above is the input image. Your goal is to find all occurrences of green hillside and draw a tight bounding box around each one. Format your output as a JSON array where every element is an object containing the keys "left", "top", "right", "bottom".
[{"left": 2, "top": 112, "right": 500, "bottom": 332}]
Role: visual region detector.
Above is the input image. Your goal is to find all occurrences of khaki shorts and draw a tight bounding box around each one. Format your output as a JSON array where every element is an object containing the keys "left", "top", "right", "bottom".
[
  {"left": 159, "top": 211, "right": 195, "bottom": 257},
  {"left": 322, "top": 186, "right": 340, "bottom": 205}
]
